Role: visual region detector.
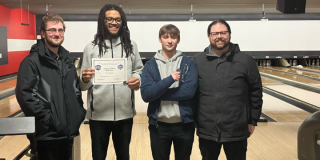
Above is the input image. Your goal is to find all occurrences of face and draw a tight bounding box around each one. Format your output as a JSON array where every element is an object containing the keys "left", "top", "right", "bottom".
[
  {"left": 41, "top": 21, "right": 64, "bottom": 48},
  {"left": 209, "top": 23, "right": 231, "bottom": 50},
  {"left": 159, "top": 34, "right": 180, "bottom": 53},
  {"left": 104, "top": 10, "right": 122, "bottom": 38}
]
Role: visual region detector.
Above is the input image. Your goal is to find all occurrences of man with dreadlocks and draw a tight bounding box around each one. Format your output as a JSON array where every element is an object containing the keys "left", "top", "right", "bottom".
[{"left": 79, "top": 4, "right": 143, "bottom": 160}]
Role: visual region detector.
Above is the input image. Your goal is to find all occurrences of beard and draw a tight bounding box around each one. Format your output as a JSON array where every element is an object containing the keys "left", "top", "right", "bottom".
[
  {"left": 211, "top": 38, "right": 230, "bottom": 50},
  {"left": 105, "top": 26, "right": 121, "bottom": 38},
  {"left": 45, "top": 34, "right": 64, "bottom": 48}
]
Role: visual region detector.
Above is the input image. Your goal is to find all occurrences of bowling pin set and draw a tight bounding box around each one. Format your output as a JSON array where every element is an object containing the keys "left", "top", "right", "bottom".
[{"left": 256, "top": 60, "right": 272, "bottom": 67}]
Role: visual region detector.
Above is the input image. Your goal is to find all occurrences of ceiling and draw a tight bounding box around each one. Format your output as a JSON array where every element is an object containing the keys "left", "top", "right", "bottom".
[{"left": 1, "top": 0, "right": 320, "bottom": 15}]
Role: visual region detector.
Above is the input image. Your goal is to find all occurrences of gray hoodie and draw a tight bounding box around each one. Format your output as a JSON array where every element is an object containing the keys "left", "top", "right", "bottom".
[
  {"left": 154, "top": 50, "right": 183, "bottom": 123},
  {"left": 80, "top": 37, "right": 143, "bottom": 121}
]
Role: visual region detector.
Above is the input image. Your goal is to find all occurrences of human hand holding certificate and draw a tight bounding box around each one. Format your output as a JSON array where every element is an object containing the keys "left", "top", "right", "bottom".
[{"left": 92, "top": 58, "right": 127, "bottom": 85}]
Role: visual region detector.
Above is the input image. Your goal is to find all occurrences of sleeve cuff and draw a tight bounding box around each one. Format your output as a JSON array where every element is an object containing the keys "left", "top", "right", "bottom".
[{"left": 250, "top": 120, "right": 258, "bottom": 126}]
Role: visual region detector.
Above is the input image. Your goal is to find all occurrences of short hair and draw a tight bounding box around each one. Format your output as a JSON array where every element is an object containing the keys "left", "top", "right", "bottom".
[
  {"left": 207, "top": 19, "right": 231, "bottom": 37},
  {"left": 40, "top": 14, "right": 66, "bottom": 33},
  {"left": 159, "top": 24, "right": 180, "bottom": 39}
]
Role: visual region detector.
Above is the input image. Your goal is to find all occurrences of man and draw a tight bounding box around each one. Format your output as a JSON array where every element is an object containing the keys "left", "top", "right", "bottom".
[
  {"left": 193, "top": 19, "right": 263, "bottom": 160},
  {"left": 141, "top": 24, "right": 198, "bottom": 160},
  {"left": 15, "top": 14, "right": 86, "bottom": 160},
  {"left": 80, "top": 4, "right": 143, "bottom": 160}
]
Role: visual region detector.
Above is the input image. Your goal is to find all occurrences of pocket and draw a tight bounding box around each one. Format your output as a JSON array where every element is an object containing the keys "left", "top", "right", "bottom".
[
  {"left": 49, "top": 102, "right": 61, "bottom": 132},
  {"left": 220, "top": 106, "right": 247, "bottom": 132},
  {"left": 234, "top": 107, "right": 248, "bottom": 130}
]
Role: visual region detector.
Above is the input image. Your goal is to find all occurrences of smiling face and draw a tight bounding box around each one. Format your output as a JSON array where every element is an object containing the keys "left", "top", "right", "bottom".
[
  {"left": 209, "top": 22, "right": 231, "bottom": 51},
  {"left": 41, "top": 21, "right": 64, "bottom": 48},
  {"left": 104, "top": 10, "right": 122, "bottom": 39}
]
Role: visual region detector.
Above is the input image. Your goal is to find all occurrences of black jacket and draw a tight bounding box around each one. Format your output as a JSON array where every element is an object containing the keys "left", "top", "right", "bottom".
[
  {"left": 15, "top": 39, "right": 86, "bottom": 141},
  {"left": 193, "top": 43, "right": 263, "bottom": 142}
]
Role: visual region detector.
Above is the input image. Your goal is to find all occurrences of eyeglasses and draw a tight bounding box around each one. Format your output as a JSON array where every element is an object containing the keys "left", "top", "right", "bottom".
[
  {"left": 46, "top": 28, "right": 65, "bottom": 34},
  {"left": 210, "top": 31, "right": 229, "bottom": 37},
  {"left": 105, "top": 17, "right": 122, "bottom": 24}
]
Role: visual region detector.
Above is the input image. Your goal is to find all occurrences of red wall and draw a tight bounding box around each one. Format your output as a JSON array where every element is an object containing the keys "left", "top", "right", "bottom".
[{"left": 0, "top": 4, "right": 36, "bottom": 76}]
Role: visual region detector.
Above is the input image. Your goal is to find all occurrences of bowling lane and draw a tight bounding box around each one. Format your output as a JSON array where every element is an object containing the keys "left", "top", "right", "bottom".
[
  {"left": 262, "top": 93, "right": 311, "bottom": 122},
  {"left": 304, "top": 66, "right": 320, "bottom": 71},
  {"left": 270, "top": 67, "right": 320, "bottom": 79},
  {"left": 261, "top": 77, "right": 320, "bottom": 107},
  {"left": 259, "top": 68, "right": 320, "bottom": 87},
  {"left": 0, "top": 95, "right": 21, "bottom": 118},
  {"left": 0, "top": 79, "right": 16, "bottom": 93}
]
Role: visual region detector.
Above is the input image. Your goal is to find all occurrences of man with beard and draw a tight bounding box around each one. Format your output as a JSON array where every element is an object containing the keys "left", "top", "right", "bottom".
[
  {"left": 16, "top": 14, "right": 86, "bottom": 160},
  {"left": 193, "top": 19, "right": 263, "bottom": 160},
  {"left": 141, "top": 24, "right": 198, "bottom": 160},
  {"left": 80, "top": 4, "right": 143, "bottom": 160}
]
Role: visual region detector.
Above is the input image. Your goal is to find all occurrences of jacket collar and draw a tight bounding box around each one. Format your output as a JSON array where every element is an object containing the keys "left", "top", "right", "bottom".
[
  {"left": 105, "top": 36, "right": 121, "bottom": 47},
  {"left": 30, "top": 39, "right": 72, "bottom": 66}
]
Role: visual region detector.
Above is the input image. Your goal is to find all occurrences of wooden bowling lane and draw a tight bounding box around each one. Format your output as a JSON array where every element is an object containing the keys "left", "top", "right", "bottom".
[
  {"left": 0, "top": 79, "right": 16, "bottom": 93},
  {"left": 262, "top": 77, "right": 320, "bottom": 107},
  {"left": 0, "top": 135, "right": 30, "bottom": 160},
  {"left": 0, "top": 95, "right": 21, "bottom": 118},
  {"left": 271, "top": 66, "right": 320, "bottom": 79},
  {"left": 259, "top": 68, "right": 320, "bottom": 86},
  {"left": 262, "top": 93, "right": 311, "bottom": 122},
  {"left": 305, "top": 66, "right": 320, "bottom": 71},
  {"left": 0, "top": 122, "right": 303, "bottom": 160},
  {"left": 0, "top": 113, "right": 305, "bottom": 160}
]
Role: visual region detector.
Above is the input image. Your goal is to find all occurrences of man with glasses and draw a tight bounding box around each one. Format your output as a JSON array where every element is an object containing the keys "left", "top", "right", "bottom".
[
  {"left": 193, "top": 19, "right": 263, "bottom": 160},
  {"left": 16, "top": 14, "right": 86, "bottom": 160},
  {"left": 80, "top": 4, "right": 143, "bottom": 160}
]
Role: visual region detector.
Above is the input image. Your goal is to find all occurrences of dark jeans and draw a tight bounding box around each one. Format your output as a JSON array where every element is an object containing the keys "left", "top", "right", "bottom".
[
  {"left": 89, "top": 118, "right": 133, "bottom": 160},
  {"left": 36, "top": 138, "right": 74, "bottom": 160},
  {"left": 199, "top": 138, "right": 247, "bottom": 160},
  {"left": 149, "top": 122, "right": 195, "bottom": 160}
]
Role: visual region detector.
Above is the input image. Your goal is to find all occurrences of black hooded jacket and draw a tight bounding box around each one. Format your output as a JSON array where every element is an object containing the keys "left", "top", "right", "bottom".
[
  {"left": 15, "top": 39, "right": 86, "bottom": 141},
  {"left": 193, "top": 43, "right": 263, "bottom": 142}
]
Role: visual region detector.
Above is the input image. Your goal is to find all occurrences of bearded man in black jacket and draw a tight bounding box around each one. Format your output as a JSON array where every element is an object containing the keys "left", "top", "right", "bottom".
[
  {"left": 15, "top": 14, "right": 86, "bottom": 160},
  {"left": 193, "top": 19, "right": 263, "bottom": 160}
]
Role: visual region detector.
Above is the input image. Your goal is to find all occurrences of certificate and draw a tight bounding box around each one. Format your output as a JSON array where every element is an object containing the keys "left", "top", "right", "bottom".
[{"left": 92, "top": 58, "right": 127, "bottom": 85}]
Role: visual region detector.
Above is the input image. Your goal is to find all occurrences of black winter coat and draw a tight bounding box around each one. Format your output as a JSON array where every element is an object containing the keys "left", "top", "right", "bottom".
[
  {"left": 15, "top": 39, "right": 86, "bottom": 141},
  {"left": 193, "top": 43, "right": 263, "bottom": 142}
]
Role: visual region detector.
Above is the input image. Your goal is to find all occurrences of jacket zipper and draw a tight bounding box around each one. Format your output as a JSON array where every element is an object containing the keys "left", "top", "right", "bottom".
[
  {"left": 110, "top": 40, "right": 116, "bottom": 122},
  {"left": 62, "top": 61, "right": 71, "bottom": 139}
]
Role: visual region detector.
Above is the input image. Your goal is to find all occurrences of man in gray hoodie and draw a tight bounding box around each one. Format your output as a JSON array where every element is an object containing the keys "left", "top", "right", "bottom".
[
  {"left": 141, "top": 24, "right": 198, "bottom": 160},
  {"left": 79, "top": 4, "right": 143, "bottom": 160}
]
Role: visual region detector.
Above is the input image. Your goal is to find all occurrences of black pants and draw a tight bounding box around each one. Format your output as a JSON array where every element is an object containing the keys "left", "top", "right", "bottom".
[
  {"left": 149, "top": 122, "right": 195, "bottom": 160},
  {"left": 199, "top": 138, "right": 247, "bottom": 160},
  {"left": 89, "top": 118, "right": 133, "bottom": 160},
  {"left": 26, "top": 134, "right": 37, "bottom": 154},
  {"left": 36, "top": 138, "right": 74, "bottom": 160}
]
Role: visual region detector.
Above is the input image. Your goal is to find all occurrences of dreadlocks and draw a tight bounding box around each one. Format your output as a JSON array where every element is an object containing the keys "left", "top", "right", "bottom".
[{"left": 93, "top": 4, "right": 133, "bottom": 58}]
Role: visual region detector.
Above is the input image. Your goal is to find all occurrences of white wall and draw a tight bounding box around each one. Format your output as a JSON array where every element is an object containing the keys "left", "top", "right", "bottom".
[
  {"left": 72, "top": 20, "right": 320, "bottom": 113},
  {"left": 63, "top": 20, "right": 320, "bottom": 52}
]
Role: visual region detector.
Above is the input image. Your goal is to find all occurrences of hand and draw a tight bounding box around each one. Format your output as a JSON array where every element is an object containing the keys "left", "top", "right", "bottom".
[
  {"left": 82, "top": 68, "right": 95, "bottom": 83},
  {"left": 248, "top": 124, "right": 255, "bottom": 136},
  {"left": 126, "top": 77, "right": 140, "bottom": 90},
  {"left": 171, "top": 72, "right": 180, "bottom": 81}
]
